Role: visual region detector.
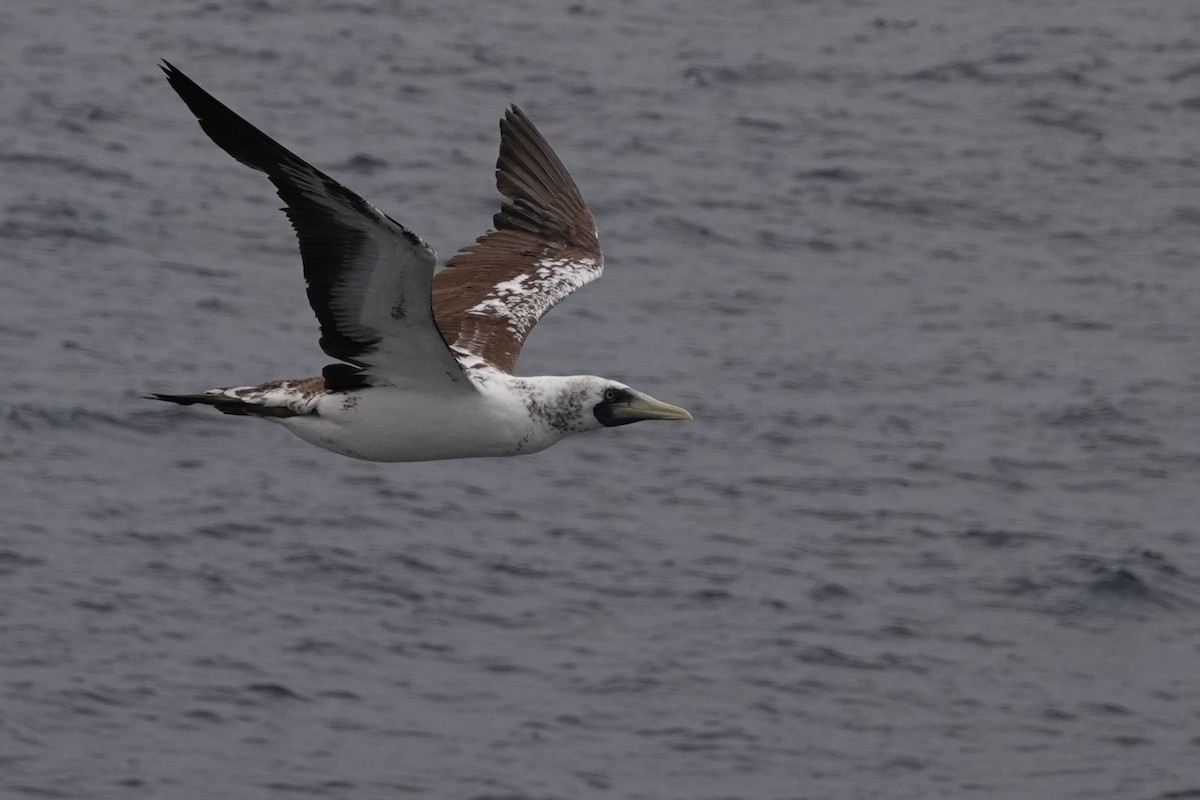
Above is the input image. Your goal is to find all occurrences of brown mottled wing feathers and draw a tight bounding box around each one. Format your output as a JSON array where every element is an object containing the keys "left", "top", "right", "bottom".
[{"left": 432, "top": 106, "right": 604, "bottom": 374}]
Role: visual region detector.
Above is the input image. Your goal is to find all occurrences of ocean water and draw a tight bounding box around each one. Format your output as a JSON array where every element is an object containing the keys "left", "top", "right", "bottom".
[{"left": 4, "top": 1, "right": 1200, "bottom": 798}]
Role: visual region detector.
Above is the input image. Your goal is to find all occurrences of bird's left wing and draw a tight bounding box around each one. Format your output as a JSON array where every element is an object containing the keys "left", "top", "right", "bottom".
[
  {"left": 162, "top": 61, "right": 471, "bottom": 392},
  {"left": 432, "top": 106, "right": 604, "bottom": 375}
]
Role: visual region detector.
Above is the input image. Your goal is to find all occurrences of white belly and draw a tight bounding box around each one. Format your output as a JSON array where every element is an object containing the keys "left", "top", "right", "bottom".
[{"left": 276, "top": 385, "right": 555, "bottom": 462}]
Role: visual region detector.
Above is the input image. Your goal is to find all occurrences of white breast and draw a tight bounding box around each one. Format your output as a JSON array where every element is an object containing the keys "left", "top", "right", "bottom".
[{"left": 275, "top": 379, "right": 562, "bottom": 462}]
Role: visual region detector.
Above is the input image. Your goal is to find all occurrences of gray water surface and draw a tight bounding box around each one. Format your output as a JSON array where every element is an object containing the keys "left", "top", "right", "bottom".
[{"left": 4, "top": 1, "right": 1200, "bottom": 798}]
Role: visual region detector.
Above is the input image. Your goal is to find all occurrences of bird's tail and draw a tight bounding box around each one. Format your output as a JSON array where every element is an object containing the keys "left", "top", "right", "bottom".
[{"left": 146, "top": 379, "right": 321, "bottom": 419}]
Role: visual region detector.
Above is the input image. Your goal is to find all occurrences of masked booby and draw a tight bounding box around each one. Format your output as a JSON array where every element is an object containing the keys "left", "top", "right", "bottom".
[{"left": 148, "top": 62, "right": 691, "bottom": 462}]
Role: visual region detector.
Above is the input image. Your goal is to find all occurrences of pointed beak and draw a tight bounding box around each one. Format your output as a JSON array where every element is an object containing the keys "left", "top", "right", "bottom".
[{"left": 611, "top": 389, "right": 693, "bottom": 422}]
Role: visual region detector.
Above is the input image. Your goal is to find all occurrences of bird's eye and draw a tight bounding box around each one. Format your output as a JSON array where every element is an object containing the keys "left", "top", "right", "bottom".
[{"left": 604, "top": 388, "right": 617, "bottom": 402}]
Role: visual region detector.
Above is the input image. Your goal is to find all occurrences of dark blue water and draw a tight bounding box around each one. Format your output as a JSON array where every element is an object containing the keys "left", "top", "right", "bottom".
[{"left": 5, "top": 1, "right": 1200, "bottom": 798}]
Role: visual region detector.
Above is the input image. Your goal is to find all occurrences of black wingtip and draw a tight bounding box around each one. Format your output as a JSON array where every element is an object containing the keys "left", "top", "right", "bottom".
[
  {"left": 159, "top": 59, "right": 310, "bottom": 179},
  {"left": 159, "top": 59, "right": 195, "bottom": 95}
]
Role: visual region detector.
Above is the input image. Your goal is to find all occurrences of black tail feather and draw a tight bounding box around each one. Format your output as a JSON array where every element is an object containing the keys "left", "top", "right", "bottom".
[{"left": 145, "top": 393, "right": 302, "bottom": 418}]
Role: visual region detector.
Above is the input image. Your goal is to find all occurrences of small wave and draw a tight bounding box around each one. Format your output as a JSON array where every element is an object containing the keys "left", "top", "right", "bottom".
[
  {"left": 1064, "top": 550, "right": 1199, "bottom": 618},
  {"left": 264, "top": 779, "right": 357, "bottom": 795},
  {"left": 652, "top": 214, "right": 740, "bottom": 245},
  {"left": 794, "top": 645, "right": 931, "bottom": 674},
  {"left": 192, "top": 522, "right": 273, "bottom": 540},
  {"left": 1020, "top": 104, "right": 1104, "bottom": 141},
  {"left": 903, "top": 50, "right": 1102, "bottom": 88},
  {"left": 795, "top": 166, "right": 861, "bottom": 183},
  {"left": 980, "top": 548, "right": 1200, "bottom": 622},
  {"left": 735, "top": 115, "right": 787, "bottom": 131},
  {"left": 332, "top": 152, "right": 389, "bottom": 174},
  {"left": 906, "top": 58, "right": 1003, "bottom": 84},
  {"left": 0, "top": 219, "right": 122, "bottom": 245},
  {"left": 156, "top": 259, "right": 235, "bottom": 279},
  {"left": 0, "top": 549, "right": 45, "bottom": 575},
  {"left": 0, "top": 151, "right": 136, "bottom": 183},
  {"left": 195, "top": 682, "right": 307, "bottom": 708},
  {"left": 245, "top": 682, "right": 305, "bottom": 701},
  {"left": 2, "top": 402, "right": 204, "bottom": 435},
  {"left": 1038, "top": 398, "right": 1134, "bottom": 428},
  {"left": 682, "top": 58, "right": 799, "bottom": 89},
  {"left": 1045, "top": 312, "right": 1114, "bottom": 331},
  {"left": 1087, "top": 566, "right": 1159, "bottom": 602},
  {"left": 961, "top": 527, "right": 1050, "bottom": 548},
  {"left": 809, "top": 582, "right": 854, "bottom": 602}
]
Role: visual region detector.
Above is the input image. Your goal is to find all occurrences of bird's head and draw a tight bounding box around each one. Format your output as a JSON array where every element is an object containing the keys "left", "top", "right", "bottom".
[
  {"left": 515, "top": 375, "right": 692, "bottom": 436},
  {"left": 588, "top": 379, "right": 694, "bottom": 428}
]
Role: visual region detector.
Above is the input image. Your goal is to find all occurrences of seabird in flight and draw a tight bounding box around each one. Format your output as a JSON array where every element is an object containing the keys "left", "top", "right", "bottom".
[{"left": 149, "top": 62, "right": 691, "bottom": 462}]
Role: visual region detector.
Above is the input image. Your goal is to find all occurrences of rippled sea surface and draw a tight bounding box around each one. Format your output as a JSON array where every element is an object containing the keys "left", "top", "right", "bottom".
[{"left": 5, "top": 1, "right": 1200, "bottom": 798}]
